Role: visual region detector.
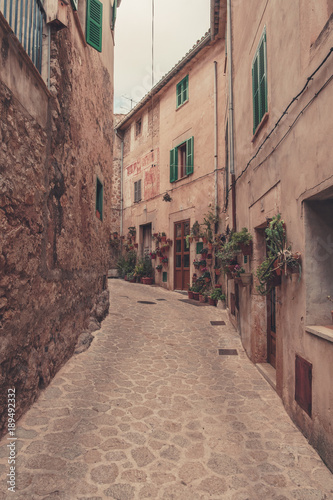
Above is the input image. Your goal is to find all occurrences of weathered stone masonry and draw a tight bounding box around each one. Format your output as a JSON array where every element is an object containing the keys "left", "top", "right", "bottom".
[{"left": 0, "top": 11, "right": 114, "bottom": 435}]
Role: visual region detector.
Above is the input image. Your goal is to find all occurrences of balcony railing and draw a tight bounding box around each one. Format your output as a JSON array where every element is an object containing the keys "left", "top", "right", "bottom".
[{"left": 0, "top": 0, "right": 46, "bottom": 73}]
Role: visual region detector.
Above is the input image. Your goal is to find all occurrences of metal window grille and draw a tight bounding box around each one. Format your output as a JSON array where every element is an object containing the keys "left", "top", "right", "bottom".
[{"left": 0, "top": 0, "right": 46, "bottom": 73}]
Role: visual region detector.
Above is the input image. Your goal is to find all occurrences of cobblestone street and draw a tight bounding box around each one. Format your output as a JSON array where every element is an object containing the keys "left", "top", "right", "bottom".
[{"left": 0, "top": 280, "right": 332, "bottom": 499}]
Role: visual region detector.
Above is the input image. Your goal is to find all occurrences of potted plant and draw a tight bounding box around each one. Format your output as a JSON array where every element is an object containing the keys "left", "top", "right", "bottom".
[
  {"left": 216, "top": 240, "right": 240, "bottom": 274},
  {"left": 161, "top": 243, "right": 170, "bottom": 252},
  {"left": 200, "top": 247, "right": 209, "bottom": 259},
  {"left": 161, "top": 232, "right": 167, "bottom": 243},
  {"left": 156, "top": 264, "right": 163, "bottom": 272},
  {"left": 193, "top": 260, "right": 200, "bottom": 269},
  {"left": 199, "top": 290, "right": 207, "bottom": 303},
  {"left": 162, "top": 256, "right": 168, "bottom": 264},
  {"left": 256, "top": 214, "right": 302, "bottom": 295},
  {"left": 199, "top": 259, "right": 206, "bottom": 270},
  {"left": 240, "top": 272, "right": 253, "bottom": 286},
  {"left": 188, "top": 286, "right": 194, "bottom": 300},
  {"left": 128, "top": 226, "right": 136, "bottom": 241},
  {"left": 209, "top": 287, "right": 225, "bottom": 306},
  {"left": 149, "top": 251, "right": 156, "bottom": 259},
  {"left": 231, "top": 227, "right": 253, "bottom": 255},
  {"left": 166, "top": 238, "right": 173, "bottom": 245},
  {"left": 202, "top": 270, "right": 211, "bottom": 283},
  {"left": 206, "top": 253, "right": 213, "bottom": 266},
  {"left": 201, "top": 208, "right": 220, "bottom": 246}
]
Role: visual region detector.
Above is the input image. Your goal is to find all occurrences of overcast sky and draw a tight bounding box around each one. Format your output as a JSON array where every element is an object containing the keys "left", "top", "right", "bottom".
[{"left": 114, "top": 0, "right": 211, "bottom": 114}]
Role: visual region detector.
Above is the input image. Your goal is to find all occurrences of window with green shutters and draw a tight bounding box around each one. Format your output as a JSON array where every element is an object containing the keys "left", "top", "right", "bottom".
[
  {"left": 86, "top": 0, "right": 103, "bottom": 52},
  {"left": 170, "top": 137, "right": 194, "bottom": 183},
  {"left": 176, "top": 75, "right": 189, "bottom": 108},
  {"left": 96, "top": 177, "right": 103, "bottom": 220},
  {"left": 252, "top": 29, "right": 267, "bottom": 134}
]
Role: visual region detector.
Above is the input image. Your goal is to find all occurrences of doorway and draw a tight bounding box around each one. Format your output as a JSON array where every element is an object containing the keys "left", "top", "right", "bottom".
[
  {"left": 174, "top": 220, "right": 190, "bottom": 290},
  {"left": 142, "top": 224, "right": 152, "bottom": 256}
]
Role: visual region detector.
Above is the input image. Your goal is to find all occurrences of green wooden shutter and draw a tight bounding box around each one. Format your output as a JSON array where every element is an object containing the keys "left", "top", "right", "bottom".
[
  {"left": 252, "top": 56, "right": 259, "bottom": 133},
  {"left": 134, "top": 181, "right": 138, "bottom": 202},
  {"left": 170, "top": 148, "right": 178, "bottom": 182},
  {"left": 111, "top": 0, "right": 117, "bottom": 30},
  {"left": 70, "top": 0, "right": 78, "bottom": 11},
  {"left": 138, "top": 179, "right": 142, "bottom": 201},
  {"left": 186, "top": 137, "right": 194, "bottom": 175},
  {"left": 184, "top": 75, "right": 189, "bottom": 102},
  {"left": 259, "top": 34, "right": 267, "bottom": 121},
  {"left": 86, "top": 0, "right": 103, "bottom": 52}
]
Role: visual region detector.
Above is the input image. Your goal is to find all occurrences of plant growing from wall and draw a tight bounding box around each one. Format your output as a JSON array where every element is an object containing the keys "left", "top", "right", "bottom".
[
  {"left": 256, "top": 214, "right": 302, "bottom": 295},
  {"left": 191, "top": 221, "right": 201, "bottom": 240},
  {"left": 201, "top": 208, "right": 220, "bottom": 243}
]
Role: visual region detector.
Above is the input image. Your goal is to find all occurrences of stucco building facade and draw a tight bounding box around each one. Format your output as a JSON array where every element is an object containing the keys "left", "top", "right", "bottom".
[
  {"left": 0, "top": 0, "right": 120, "bottom": 434},
  {"left": 222, "top": 0, "right": 333, "bottom": 470}
]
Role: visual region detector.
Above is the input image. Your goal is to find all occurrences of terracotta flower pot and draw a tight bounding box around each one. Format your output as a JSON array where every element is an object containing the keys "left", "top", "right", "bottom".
[
  {"left": 209, "top": 298, "right": 217, "bottom": 306},
  {"left": 239, "top": 241, "right": 252, "bottom": 255},
  {"left": 207, "top": 242, "right": 213, "bottom": 251},
  {"left": 205, "top": 277, "right": 210, "bottom": 283},
  {"left": 161, "top": 236, "right": 167, "bottom": 243},
  {"left": 215, "top": 268, "right": 221, "bottom": 276},
  {"left": 188, "top": 291, "right": 194, "bottom": 299},
  {"left": 199, "top": 294, "right": 206, "bottom": 303},
  {"left": 240, "top": 273, "right": 252, "bottom": 285},
  {"left": 206, "top": 259, "right": 212, "bottom": 266},
  {"left": 193, "top": 292, "right": 199, "bottom": 301}
]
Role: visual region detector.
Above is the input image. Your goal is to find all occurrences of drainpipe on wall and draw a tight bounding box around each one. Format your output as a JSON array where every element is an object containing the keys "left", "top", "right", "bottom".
[
  {"left": 214, "top": 61, "right": 218, "bottom": 221},
  {"left": 47, "top": 25, "right": 51, "bottom": 90},
  {"left": 116, "top": 130, "right": 124, "bottom": 236},
  {"left": 227, "top": 0, "right": 236, "bottom": 230}
]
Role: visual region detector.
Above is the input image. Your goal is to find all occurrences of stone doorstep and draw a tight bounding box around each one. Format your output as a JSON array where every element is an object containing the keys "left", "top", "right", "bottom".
[{"left": 256, "top": 362, "right": 277, "bottom": 391}]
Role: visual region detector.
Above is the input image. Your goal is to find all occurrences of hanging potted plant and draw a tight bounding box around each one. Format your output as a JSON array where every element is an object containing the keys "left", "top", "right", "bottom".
[
  {"left": 161, "top": 232, "right": 167, "bottom": 243},
  {"left": 240, "top": 272, "right": 253, "bottom": 286},
  {"left": 166, "top": 238, "right": 173, "bottom": 246},
  {"left": 199, "top": 259, "right": 206, "bottom": 270},
  {"left": 230, "top": 228, "right": 253, "bottom": 256},
  {"left": 193, "top": 260, "right": 200, "bottom": 269},
  {"left": 202, "top": 270, "right": 211, "bottom": 283},
  {"left": 162, "top": 256, "right": 168, "bottom": 264},
  {"left": 149, "top": 251, "right": 156, "bottom": 259},
  {"left": 156, "top": 264, "right": 163, "bottom": 272}
]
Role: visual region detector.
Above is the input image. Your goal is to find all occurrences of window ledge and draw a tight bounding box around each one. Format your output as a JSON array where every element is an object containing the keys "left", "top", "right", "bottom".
[
  {"left": 176, "top": 100, "right": 189, "bottom": 112},
  {"left": 252, "top": 112, "right": 269, "bottom": 143},
  {"left": 306, "top": 325, "right": 333, "bottom": 343}
]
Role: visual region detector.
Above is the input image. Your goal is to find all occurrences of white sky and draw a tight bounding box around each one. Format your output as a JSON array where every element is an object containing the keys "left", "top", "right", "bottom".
[{"left": 114, "top": 0, "right": 211, "bottom": 114}]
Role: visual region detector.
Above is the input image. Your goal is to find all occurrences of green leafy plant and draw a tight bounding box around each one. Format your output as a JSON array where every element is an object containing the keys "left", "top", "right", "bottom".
[
  {"left": 135, "top": 255, "right": 153, "bottom": 278},
  {"left": 210, "top": 288, "right": 225, "bottom": 301},
  {"left": 201, "top": 208, "right": 220, "bottom": 243},
  {"left": 128, "top": 226, "right": 136, "bottom": 236},
  {"left": 116, "top": 251, "right": 137, "bottom": 278},
  {"left": 191, "top": 221, "right": 201, "bottom": 238},
  {"left": 216, "top": 241, "right": 239, "bottom": 271},
  {"left": 231, "top": 228, "right": 253, "bottom": 246}
]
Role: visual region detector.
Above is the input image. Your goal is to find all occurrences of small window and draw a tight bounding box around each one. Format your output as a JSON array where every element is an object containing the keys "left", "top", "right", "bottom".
[
  {"left": 170, "top": 137, "right": 194, "bottom": 183},
  {"left": 134, "top": 180, "right": 142, "bottom": 203},
  {"left": 136, "top": 119, "right": 142, "bottom": 137},
  {"left": 176, "top": 75, "right": 189, "bottom": 108},
  {"left": 86, "top": 0, "right": 103, "bottom": 52},
  {"left": 162, "top": 272, "right": 167, "bottom": 283},
  {"left": 96, "top": 178, "right": 103, "bottom": 221},
  {"left": 252, "top": 29, "right": 267, "bottom": 134}
]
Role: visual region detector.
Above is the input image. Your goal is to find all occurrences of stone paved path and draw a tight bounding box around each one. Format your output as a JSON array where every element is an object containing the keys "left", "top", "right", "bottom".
[{"left": 0, "top": 280, "right": 333, "bottom": 499}]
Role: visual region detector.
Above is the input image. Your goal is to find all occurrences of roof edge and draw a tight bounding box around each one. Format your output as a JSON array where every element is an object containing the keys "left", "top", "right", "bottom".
[{"left": 116, "top": 31, "right": 212, "bottom": 130}]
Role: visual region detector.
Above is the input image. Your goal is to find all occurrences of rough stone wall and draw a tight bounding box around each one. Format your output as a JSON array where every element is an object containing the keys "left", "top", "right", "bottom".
[{"left": 0, "top": 10, "right": 114, "bottom": 435}]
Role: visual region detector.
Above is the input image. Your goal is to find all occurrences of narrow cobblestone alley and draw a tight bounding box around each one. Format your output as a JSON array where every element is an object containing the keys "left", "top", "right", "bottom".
[{"left": 1, "top": 280, "right": 332, "bottom": 500}]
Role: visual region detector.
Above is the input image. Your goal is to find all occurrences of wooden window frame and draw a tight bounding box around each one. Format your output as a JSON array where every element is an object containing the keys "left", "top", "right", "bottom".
[
  {"left": 252, "top": 28, "right": 267, "bottom": 134},
  {"left": 170, "top": 137, "right": 194, "bottom": 183}
]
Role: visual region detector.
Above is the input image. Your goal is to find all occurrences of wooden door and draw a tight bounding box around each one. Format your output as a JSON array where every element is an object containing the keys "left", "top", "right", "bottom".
[
  {"left": 267, "top": 286, "right": 276, "bottom": 368},
  {"left": 174, "top": 220, "right": 190, "bottom": 290}
]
